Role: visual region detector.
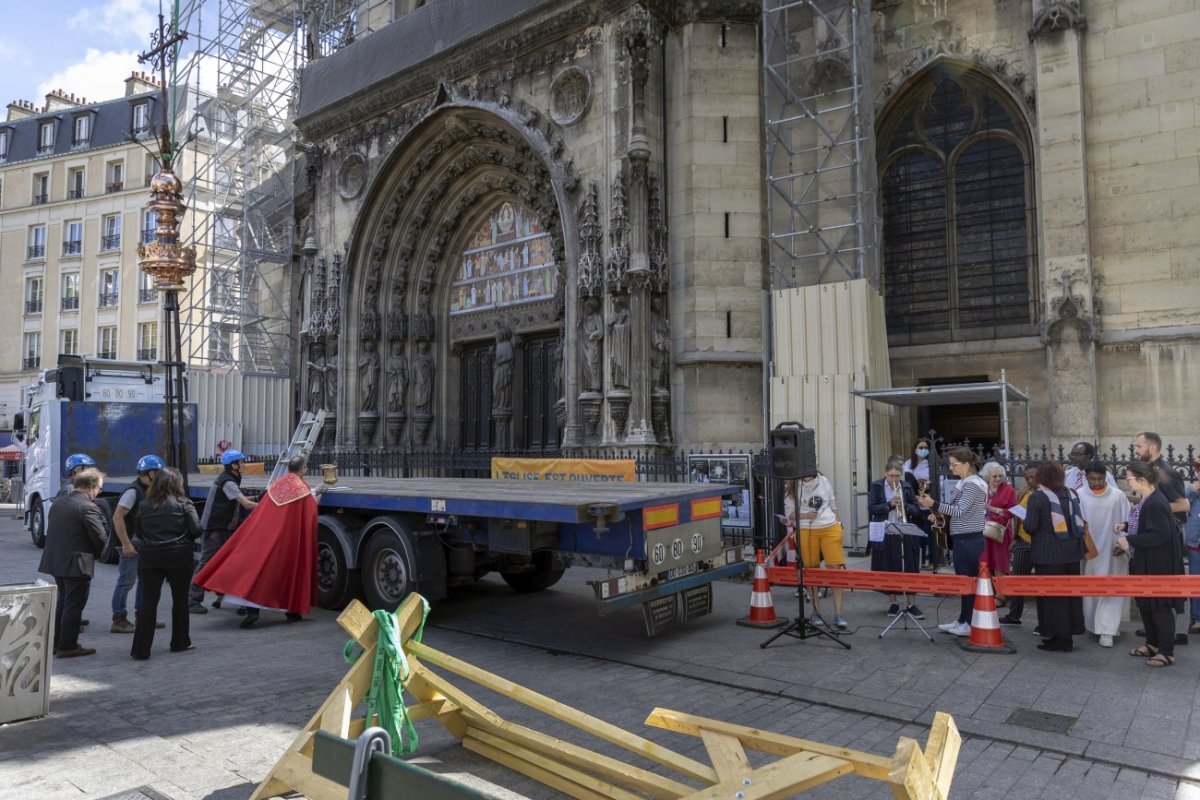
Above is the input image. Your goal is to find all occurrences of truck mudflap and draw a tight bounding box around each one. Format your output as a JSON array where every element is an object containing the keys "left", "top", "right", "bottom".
[{"left": 588, "top": 548, "right": 749, "bottom": 633}]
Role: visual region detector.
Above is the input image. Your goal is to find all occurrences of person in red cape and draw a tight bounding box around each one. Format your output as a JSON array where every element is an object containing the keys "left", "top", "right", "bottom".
[{"left": 194, "top": 456, "right": 324, "bottom": 628}]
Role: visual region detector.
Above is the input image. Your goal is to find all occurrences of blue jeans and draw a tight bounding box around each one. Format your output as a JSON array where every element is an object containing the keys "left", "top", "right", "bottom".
[
  {"left": 1189, "top": 547, "right": 1200, "bottom": 623},
  {"left": 951, "top": 534, "right": 985, "bottom": 624},
  {"left": 111, "top": 551, "right": 143, "bottom": 619}
]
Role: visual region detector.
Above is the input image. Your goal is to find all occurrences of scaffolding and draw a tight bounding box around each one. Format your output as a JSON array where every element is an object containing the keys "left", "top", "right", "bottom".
[
  {"left": 168, "top": 0, "right": 388, "bottom": 376},
  {"left": 762, "top": 0, "right": 879, "bottom": 289}
]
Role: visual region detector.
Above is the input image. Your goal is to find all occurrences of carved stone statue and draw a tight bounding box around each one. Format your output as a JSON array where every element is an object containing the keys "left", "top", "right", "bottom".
[
  {"left": 412, "top": 341, "right": 435, "bottom": 414},
  {"left": 306, "top": 342, "right": 326, "bottom": 412},
  {"left": 650, "top": 296, "right": 670, "bottom": 392},
  {"left": 492, "top": 328, "right": 515, "bottom": 414},
  {"left": 580, "top": 296, "right": 604, "bottom": 392},
  {"left": 607, "top": 295, "right": 632, "bottom": 389},
  {"left": 326, "top": 337, "right": 339, "bottom": 413},
  {"left": 385, "top": 341, "right": 408, "bottom": 414},
  {"left": 359, "top": 339, "right": 380, "bottom": 412}
]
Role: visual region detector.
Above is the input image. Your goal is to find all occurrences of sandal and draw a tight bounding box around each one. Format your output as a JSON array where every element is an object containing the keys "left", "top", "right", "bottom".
[
  {"left": 1129, "top": 645, "right": 1159, "bottom": 657},
  {"left": 1146, "top": 654, "right": 1175, "bottom": 668}
]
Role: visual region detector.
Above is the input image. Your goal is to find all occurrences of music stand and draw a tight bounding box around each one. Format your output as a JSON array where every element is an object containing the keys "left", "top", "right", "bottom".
[
  {"left": 761, "top": 521, "right": 851, "bottom": 650},
  {"left": 878, "top": 520, "right": 932, "bottom": 641}
]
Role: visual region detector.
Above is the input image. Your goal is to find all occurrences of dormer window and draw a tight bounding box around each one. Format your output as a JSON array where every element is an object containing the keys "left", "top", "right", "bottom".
[
  {"left": 73, "top": 115, "right": 90, "bottom": 146},
  {"left": 0, "top": 130, "right": 8, "bottom": 161},
  {"left": 38, "top": 121, "right": 54, "bottom": 153},
  {"left": 133, "top": 103, "right": 149, "bottom": 134}
]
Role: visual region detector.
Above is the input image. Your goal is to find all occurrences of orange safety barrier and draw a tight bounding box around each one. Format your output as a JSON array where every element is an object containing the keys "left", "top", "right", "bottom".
[{"left": 765, "top": 567, "right": 1200, "bottom": 598}]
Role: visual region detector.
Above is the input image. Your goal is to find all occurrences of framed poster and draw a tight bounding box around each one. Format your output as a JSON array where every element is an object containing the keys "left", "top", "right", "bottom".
[{"left": 687, "top": 454, "right": 752, "bottom": 529}]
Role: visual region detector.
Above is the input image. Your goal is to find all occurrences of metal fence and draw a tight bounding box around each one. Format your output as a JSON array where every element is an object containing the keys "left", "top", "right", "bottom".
[{"left": 945, "top": 441, "right": 1199, "bottom": 482}]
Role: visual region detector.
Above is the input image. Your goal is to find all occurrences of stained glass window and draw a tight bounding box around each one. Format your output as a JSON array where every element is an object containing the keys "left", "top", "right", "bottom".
[{"left": 451, "top": 202, "right": 557, "bottom": 315}]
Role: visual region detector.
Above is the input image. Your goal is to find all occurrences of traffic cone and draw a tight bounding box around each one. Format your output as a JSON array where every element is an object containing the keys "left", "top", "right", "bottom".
[
  {"left": 957, "top": 561, "right": 1016, "bottom": 654},
  {"left": 737, "top": 550, "right": 788, "bottom": 628}
]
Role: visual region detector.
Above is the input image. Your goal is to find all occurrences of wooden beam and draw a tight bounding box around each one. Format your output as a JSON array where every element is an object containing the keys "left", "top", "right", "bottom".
[
  {"left": 466, "top": 728, "right": 646, "bottom": 800},
  {"left": 887, "top": 737, "right": 935, "bottom": 800},
  {"left": 464, "top": 736, "right": 615, "bottom": 800},
  {"left": 644, "top": 708, "right": 891, "bottom": 781},
  {"left": 922, "top": 713, "right": 960, "bottom": 800},
  {"left": 409, "top": 641, "right": 718, "bottom": 784},
  {"left": 676, "top": 751, "right": 853, "bottom": 800},
  {"left": 699, "top": 730, "right": 751, "bottom": 782}
]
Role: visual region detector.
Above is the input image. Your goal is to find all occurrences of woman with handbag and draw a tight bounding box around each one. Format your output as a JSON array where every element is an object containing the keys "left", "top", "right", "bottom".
[
  {"left": 1024, "top": 462, "right": 1087, "bottom": 652},
  {"left": 902, "top": 439, "right": 938, "bottom": 569},
  {"left": 131, "top": 468, "right": 202, "bottom": 660},
  {"left": 981, "top": 462, "right": 1017, "bottom": 602},
  {"left": 1079, "top": 459, "right": 1131, "bottom": 648},
  {"left": 868, "top": 458, "right": 923, "bottom": 618},
  {"left": 1116, "top": 460, "right": 1184, "bottom": 667}
]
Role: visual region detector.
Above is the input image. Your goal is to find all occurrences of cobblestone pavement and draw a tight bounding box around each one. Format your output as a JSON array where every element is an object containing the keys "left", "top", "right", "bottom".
[{"left": 3, "top": 510, "right": 1200, "bottom": 799}]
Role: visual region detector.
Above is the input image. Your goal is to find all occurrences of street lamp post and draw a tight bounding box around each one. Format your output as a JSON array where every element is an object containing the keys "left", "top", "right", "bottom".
[{"left": 136, "top": 13, "right": 195, "bottom": 479}]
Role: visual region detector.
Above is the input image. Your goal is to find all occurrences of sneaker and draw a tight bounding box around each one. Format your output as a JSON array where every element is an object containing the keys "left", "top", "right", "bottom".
[
  {"left": 999, "top": 615, "right": 1022, "bottom": 625},
  {"left": 188, "top": 604, "right": 208, "bottom": 615},
  {"left": 1033, "top": 626, "right": 1042, "bottom": 636},
  {"left": 937, "top": 621, "right": 959, "bottom": 633},
  {"left": 885, "top": 603, "right": 900, "bottom": 617},
  {"left": 809, "top": 613, "right": 826, "bottom": 628},
  {"left": 907, "top": 605, "right": 925, "bottom": 620},
  {"left": 110, "top": 617, "right": 136, "bottom": 634},
  {"left": 239, "top": 611, "right": 260, "bottom": 629},
  {"left": 834, "top": 615, "right": 849, "bottom": 629},
  {"left": 56, "top": 646, "right": 97, "bottom": 658},
  {"left": 1099, "top": 634, "right": 1114, "bottom": 648},
  {"left": 1189, "top": 622, "right": 1200, "bottom": 635},
  {"left": 211, "top": 598, "right": 222, "bottom": 609},
  {"left": 950, "top": 621, "right": 971, "bottom": 637}
]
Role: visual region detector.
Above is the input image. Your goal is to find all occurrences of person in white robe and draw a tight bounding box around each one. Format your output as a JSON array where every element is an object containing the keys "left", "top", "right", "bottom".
[{"left": 1078, "top": 461, "right": 1131, "bottom": 647}]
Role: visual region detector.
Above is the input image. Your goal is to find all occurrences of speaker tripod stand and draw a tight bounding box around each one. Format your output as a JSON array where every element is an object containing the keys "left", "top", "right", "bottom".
[{"left": 761, "top": 527, "right": 851, "bottom": 650}]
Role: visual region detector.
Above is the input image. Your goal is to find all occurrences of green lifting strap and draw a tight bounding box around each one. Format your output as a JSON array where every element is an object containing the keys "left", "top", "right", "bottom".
[{"left": 343, "top": 596, "right": 431, "bottom": 757}]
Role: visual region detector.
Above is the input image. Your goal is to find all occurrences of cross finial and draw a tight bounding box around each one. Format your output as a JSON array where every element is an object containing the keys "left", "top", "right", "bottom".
[{"left": 138, "top": 11, "right": 188, "bottom": 167}]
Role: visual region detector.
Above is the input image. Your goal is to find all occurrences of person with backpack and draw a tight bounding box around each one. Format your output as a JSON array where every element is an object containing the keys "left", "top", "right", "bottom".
[
  {"left": 1024, "top": 461, "right": 1087, "bottom": 652},
  {"left": 110, "top": 455, "right": 165, "bottom": 633}
]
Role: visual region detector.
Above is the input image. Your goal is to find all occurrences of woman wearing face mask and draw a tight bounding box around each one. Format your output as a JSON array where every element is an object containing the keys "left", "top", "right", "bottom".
[
  {"left": 917, "top": 447, "right": 988, "bottom": 637},
  {"left": 1079, "top": 459, "right": 1131, "bottom": 648},
  {"left": 784, "top": 472, "right": 848, "bottom": 629},
  {"left": 1116, "top": 460, "right": 1184, "bottom": 667},
  {"left": 903, "top": 439, "right": 937, "bottom": 570}
]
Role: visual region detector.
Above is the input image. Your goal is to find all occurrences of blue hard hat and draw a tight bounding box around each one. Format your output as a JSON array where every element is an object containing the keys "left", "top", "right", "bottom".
[
  {"left": 221, "top": 449, "right": 246, "bottom": 466},
  {"left": 64, "top": 453, "right": 96, "bottom": 474},
  {"left": 137, "top": 455, "right": 166, "bottom": 473}
]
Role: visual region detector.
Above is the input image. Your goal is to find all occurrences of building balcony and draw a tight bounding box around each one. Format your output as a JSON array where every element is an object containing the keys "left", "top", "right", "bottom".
[
  {"left": 36, "top": 144, "right": 53, "bottom": 155},
  {"left": 62, "top": 295, "right": 80, "bottom": 311},
  {"left": 98, "top": 292, "right": 120, "bottom": 308},
  {"left": 97, "top": 350, "right": 116, "bottom": 360},
  {"left": 101, "top": 234, "right": 121, "bottom": 251},
  {"left": 22, "top": 357, "right": 41, "bottom": 370},
  {"left": 137, "top": 348, "right": 157, "bottom": 361},
  {"left": 33, "top": 194, "right": 48, "bottom": 205},
  {"left": 141, "top": 228, "right": 155, "bottom": 244},
  {"left": 62, "top": 240, "right": 82, "bottom": 256},
  {"left": 68, "top": 188, "right": 84, "bottom": 199},
  {"left": 27, "top": 245, "right": 45, "bottom": 260},
  {"left": 138, "top": 288, "right": 157, "bottom": 304},
  {"left": 105, "top": 181, "right": 124, "bottom": 193},
  {"left": 24, "top": 299, "right": 43, "bottom": 315}
]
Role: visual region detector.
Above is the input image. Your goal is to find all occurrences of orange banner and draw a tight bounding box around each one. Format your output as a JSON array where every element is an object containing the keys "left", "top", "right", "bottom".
[{"left": 491, "top": 457, "right": 637, "bottom": 483}]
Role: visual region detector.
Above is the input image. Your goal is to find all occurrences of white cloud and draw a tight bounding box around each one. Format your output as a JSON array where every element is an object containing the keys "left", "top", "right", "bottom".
[
  {"left": 37, "top": 49, "right": 143, "bottom": 105},
  {"left": 68, "top": 0, "right": 157, "bottom": 43}
]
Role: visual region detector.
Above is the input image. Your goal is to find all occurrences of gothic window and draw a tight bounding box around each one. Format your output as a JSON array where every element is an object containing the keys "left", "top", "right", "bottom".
[
  {"left": 878, "top": 64, "right": 1037, "bottom": 346},
  {"left": 451, "top": 202, "right": 557, "bottom": 316}
]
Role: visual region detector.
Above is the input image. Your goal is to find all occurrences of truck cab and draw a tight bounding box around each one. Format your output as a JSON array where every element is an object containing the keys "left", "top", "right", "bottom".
[{"left": 19, "top": 355, "right": 195, "bottom": 550}]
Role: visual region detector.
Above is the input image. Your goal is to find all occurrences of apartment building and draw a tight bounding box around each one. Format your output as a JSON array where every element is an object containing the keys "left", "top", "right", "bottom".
[{"left": 0, "top": 72, "right": 209, "bottom": 417}]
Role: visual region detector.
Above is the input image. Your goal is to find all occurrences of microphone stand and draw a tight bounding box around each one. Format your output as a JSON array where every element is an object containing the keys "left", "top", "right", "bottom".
[{"left": 762, "top": 518, "right": 851, "bottom": 650}]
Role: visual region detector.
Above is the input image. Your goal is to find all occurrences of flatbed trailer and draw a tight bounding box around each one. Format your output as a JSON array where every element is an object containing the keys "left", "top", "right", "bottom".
[{"left": 105, "top": 474, "right": 748, "bottom": 635}]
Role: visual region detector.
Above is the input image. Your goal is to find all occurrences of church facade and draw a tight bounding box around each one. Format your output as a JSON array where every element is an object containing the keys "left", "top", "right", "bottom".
[{"left": 294, "top": 0, "right": 1200, "bottom": 455}]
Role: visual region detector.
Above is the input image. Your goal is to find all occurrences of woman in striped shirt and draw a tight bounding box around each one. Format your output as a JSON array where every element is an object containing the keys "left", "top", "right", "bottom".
[{"left": 917, "top": 447, "right": 988, "bottom": 637}]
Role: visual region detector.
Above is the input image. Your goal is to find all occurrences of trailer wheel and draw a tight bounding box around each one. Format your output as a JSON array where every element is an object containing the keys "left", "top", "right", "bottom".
[
  {"left": 317, "top": 526, "right": 361, "bottom": 610},
  {"left": 29, "top": 499, "right": 46, "bottom": 548},
  {"left": 501, "top": 552, "right": 566, "bottom": 594},
  {"left": 361, "top": 528, "right": 416, "bottom": 611}
]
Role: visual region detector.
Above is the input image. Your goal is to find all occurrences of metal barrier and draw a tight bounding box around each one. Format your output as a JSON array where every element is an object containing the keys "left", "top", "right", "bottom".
[{"left": 0, "top": 581, "right": 55, "bottom": 724}]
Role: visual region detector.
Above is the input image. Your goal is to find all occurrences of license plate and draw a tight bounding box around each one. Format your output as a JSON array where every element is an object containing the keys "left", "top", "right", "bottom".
[{"left": 666, "top": 562, "right": 698, "bottom": 580}]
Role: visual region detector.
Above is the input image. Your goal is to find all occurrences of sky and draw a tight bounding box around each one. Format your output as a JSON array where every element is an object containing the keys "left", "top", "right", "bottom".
[{"left": 0, "top": 0, "right": 169, "bottom": 109}]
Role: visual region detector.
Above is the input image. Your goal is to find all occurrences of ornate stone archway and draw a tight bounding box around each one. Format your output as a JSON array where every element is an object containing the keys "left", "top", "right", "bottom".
[{"left": 337, "top": 106, "right": 576, "bottom": 449}]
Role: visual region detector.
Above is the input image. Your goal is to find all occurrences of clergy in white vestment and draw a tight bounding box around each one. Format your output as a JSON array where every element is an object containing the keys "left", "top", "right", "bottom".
[{"left": 1078, "top": 461, "right": 1131, "bottom": 646}]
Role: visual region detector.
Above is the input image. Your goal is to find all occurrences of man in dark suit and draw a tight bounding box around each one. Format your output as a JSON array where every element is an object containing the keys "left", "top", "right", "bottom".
[{"left": 39, "top": 468, "right": 107, "bottom": 658}]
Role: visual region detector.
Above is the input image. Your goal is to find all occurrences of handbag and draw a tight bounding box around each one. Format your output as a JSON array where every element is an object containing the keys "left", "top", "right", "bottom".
[
  {"left": 1082, "top": 524, "right": 1099, "bottom": 561},
  {"left": 983, "top": 520, "right": 1007, "bottom": 542}
]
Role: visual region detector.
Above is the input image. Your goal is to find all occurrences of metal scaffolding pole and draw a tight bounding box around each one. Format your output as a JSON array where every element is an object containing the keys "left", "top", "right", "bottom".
[{"left": 762, "top": 0, "right": 879, "bottom": 290}]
